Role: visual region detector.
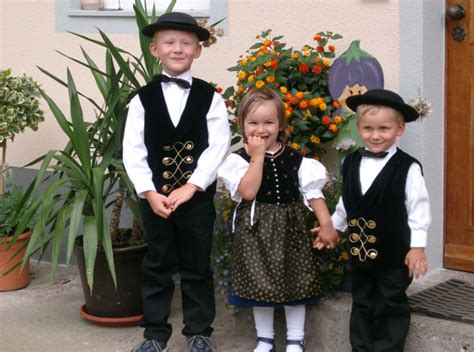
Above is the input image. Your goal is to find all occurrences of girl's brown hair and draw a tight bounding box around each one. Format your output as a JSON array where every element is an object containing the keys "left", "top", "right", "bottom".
[{"left": 237, "top": 87, "right": 289, "bottom": 143}]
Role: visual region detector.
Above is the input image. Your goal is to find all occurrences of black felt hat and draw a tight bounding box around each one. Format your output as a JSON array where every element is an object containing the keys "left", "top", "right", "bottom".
[
  {"left": 346, "top": 89, "right": 419, "bottom": 122},
  {"left": 142, "top": 12, "right": 210, "bottom": 41}
]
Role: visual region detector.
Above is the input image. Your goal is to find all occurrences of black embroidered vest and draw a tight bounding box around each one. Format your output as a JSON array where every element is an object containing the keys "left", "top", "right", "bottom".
[
  {"left": 138, "top": 77, "right": 216, "bottom": 198},
  {"left": 236, "top": 146, "right": 303, "bottom": 204},
  {"left": 341, "top": 149, "right": 422, "bottom": 271}
]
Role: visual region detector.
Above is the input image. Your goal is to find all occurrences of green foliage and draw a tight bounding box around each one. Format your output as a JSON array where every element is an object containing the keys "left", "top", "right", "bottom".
[
  {"left": 211, "top": 194, "right": 235, "bottom": 295},
  {"left": 0, "top": 69, "right": 44, "bottom": 143},
  {"left": 12, "top": 0, "right": 163, "bottom": 290},
  {"left": 315, "top": 174, "right": 350, "bottom": 295},
  {"left": 0, "top": 184, "right": 23, "bottom": 238}
]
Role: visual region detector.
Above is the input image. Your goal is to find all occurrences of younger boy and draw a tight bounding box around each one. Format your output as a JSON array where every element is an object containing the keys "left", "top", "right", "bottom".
[
  {"left": 331, "top": 89, "right": 431, "bottom": 352},
  {"left": 123, "top": 12, "right": 230, "bottom": 352}
]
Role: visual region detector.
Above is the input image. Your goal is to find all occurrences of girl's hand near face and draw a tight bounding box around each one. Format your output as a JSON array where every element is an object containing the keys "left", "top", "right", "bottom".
[
  {"left": 238, "top": 136, "right": 266, "bottom": 200},
  {"left": 244, "top": 135, "right": 266, "bottom": 162}
]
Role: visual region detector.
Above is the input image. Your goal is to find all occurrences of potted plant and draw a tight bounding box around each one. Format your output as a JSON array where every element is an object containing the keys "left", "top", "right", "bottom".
[
  {"left": 0, "top": 173, "right": 33, "bottom": 291},
  {"left": 0, "top": 69, "right": 44, "bottom": 291},
  {"left": 12, "top": 0, "right": 223, "bottom": 324}
]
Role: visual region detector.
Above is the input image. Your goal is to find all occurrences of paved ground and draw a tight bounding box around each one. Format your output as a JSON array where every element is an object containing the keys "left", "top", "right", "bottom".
[
  {"left": 0, "top": 262, "right": 256, "bottom": 352},
  {"left": 2, "top": 262, "right": 474, "bottom": 352}
]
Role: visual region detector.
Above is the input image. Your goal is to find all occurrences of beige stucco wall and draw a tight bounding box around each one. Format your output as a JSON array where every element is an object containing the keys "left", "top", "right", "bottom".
[{"left": 1, "top": 0, "right": 400, "bottom": 167}]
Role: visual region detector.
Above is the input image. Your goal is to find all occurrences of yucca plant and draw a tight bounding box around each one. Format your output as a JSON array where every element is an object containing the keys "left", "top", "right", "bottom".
[{"left": 11, "top": 0, "right": 172, "bottom": 290}]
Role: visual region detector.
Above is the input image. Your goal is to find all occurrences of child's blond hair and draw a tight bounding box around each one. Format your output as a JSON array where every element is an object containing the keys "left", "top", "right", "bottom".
[{"left": 356, "top": 104, "right": 404, "bottom": 123}]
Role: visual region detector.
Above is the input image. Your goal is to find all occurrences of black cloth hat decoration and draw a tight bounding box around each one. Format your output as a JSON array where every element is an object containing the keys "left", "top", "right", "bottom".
[{"left": 142, "top": 12, "right": 210, "bottom": 41}]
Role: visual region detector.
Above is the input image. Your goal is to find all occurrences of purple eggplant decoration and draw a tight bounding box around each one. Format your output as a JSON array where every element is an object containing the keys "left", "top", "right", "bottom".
[
  {"left": 328, "top": 40, "right": 384, "bottom": 103},
  {"left": 328, "top": 40, "right": 384, "bottom": 160}
]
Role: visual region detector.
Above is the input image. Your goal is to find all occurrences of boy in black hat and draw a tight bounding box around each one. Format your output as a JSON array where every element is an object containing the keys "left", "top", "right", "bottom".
[
  {"left": 331, "top": 89, "right": 431, "bottom": 351},
  {"left": 123, "top": 12, "right": 230, "bottom": 352}
]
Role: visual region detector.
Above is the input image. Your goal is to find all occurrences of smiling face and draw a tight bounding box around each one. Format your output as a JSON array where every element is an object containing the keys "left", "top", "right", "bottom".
[
  {"left": 243, "top": 100, "right": 282, "bottom": 151},
  {"left": 356, "top": 105, "right": 405, "bottom": 154},
  {"left": 150, "top": 29, "right": 202, "bottom": 76}
]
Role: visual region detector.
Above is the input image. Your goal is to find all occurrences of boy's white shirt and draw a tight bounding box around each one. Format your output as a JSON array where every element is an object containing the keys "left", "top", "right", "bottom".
[
  {"left": 331, "top": 143, "right": 431, "bottom": 248},
  {"left": 122, "top": 70, "right": 231, "bottom": 198}
]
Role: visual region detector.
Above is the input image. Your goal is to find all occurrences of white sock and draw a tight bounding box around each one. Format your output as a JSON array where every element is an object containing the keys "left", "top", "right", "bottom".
[
  {"left": 285, "top": 305, "right": 306, "bottom": 352},
  {"left": 253, "top": 307, "right": 275, "bottom": 352}
]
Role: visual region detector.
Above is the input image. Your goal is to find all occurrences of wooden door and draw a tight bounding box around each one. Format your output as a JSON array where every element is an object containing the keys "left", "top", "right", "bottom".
[{"left": 444, "top": 0, "right": 474, "bottom": 271}]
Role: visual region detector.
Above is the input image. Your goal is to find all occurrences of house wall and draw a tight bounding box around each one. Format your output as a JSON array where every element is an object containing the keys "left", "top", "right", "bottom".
[{"left": 1, "top": 0, "right": 445, "bottom": 270}]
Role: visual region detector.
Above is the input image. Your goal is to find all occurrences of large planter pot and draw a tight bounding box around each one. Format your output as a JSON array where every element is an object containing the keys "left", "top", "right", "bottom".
[
  {"left": 0, "top": 231, "right": 32, "bottom": 292},
  {"left": 75, "top": 243, "right": 147, "bottom": 326}
]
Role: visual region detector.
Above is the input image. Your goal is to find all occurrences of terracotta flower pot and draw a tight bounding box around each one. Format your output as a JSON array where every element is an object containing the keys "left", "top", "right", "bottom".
[{"left": 0, "top": 231, "right": 32, "bottom": 291}]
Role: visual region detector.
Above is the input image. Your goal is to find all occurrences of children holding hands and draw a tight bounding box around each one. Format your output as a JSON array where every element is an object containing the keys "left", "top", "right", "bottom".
[{"left": 122, "top": 11, "right": 430, "bottom": 352}]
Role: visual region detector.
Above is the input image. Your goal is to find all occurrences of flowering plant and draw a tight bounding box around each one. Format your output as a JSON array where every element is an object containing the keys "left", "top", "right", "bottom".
[{"left": 222, "top": 30, "right": 344, "bottom": 157}]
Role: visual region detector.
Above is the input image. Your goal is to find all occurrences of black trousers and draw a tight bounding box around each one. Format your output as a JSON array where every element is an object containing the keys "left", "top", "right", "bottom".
[
  {"left": 350, "top": 266, "right": 412, "bottom": 352},
  {"left": 139, "top": 194, "right": 216, "bottom": 343}
]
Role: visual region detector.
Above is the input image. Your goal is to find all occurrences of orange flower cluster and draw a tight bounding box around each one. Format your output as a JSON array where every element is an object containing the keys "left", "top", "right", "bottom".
[{"left": 222, "top": 30, "right": 343, "bottom": 158}]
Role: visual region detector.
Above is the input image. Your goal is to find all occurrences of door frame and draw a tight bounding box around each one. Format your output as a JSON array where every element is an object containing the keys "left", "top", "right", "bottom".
[{"left": 399, "top": 1, "right": 446, "bottom": 271}]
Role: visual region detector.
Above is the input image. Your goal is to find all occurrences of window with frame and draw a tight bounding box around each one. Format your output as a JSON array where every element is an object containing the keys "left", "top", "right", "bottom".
[
  {"left": 93, "top": 1, "right": 209, "bottom": 11},
  {"left": 57, "top": 0, "right": 227, "bottom": 35}
]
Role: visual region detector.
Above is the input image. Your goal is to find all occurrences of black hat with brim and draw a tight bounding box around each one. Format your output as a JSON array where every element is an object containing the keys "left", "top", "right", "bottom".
[
  {"left": 142, "top": 12, "right": 210, "bottom": 41},
  {"left": 346, "top": 89, "right": 419, "bottom": 122}
]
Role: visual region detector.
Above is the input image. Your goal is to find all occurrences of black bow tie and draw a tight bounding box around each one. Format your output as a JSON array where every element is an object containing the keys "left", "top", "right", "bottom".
[
  {"left": 154, "top": 74, "right": 191, "bottom": 89},
  {"left": 359, "top": 148, "right": 389, "bottom": 159}
]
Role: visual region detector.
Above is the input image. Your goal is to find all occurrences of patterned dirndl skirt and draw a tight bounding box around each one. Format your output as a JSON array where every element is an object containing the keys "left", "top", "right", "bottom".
[{"left": 229, "top": 200, "right": 322, "bottom": 306}]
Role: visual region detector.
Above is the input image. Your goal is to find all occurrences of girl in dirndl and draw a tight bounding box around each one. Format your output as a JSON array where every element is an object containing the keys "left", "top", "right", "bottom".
[{"left": 218, "top": 87, "right": 339, "bottom": 352}]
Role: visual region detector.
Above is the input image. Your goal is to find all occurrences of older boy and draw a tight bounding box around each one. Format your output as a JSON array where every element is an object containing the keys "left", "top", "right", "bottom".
[
  {"left": 331, "top": 89, "right": 431, "bottom": 352},
  {"left": 123, "top": 12, "right": 230, "bottom": 352}
]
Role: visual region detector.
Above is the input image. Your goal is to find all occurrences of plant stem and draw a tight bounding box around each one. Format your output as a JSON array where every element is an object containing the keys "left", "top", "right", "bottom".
[
  {"left": 0, "top": 140, "right": 6, "bottom": 195},
  {"left": 109, "top": 186, "right": 125, "bottom": 244},
  {"left": 131, "top": 217, "right": 141, "bottom": 243}
]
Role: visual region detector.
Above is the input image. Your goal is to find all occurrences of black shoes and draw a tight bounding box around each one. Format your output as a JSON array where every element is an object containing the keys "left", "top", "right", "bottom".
[
  {"left": 131, "top": 339, "right": 168, "bottom": 352},
  {"left": 186, "top": 335, "right": 217, "bottom": 352}
]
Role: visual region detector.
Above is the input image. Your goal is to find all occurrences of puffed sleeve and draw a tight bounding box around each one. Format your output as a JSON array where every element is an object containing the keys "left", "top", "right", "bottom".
[
  {"left": 217, "top": 153, "right": 249, "bottom": 202},
  {"left": 298, "top": 157, "right": 327, "bottom": 201}
]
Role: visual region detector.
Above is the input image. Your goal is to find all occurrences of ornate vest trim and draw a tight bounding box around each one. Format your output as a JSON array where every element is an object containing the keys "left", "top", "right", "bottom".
[{"left": 138, "top": 77, "right": 216, "bottom": 197}]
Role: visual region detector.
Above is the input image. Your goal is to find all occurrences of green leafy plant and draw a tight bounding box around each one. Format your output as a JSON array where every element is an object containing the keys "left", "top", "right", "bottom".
[
  {"left": 0, "top": 69, "right": 44, "bottom": 195},
  {"left": 0, "top": 69, "right": 44, "bottom": 143},
  {"left": 0, "top": 174, "right": 24, "bottom": 238},
  {"left": 222, "top": 30, "right": 343, "bottom": 158},
  {"left": 315, "top": 174, "right": 350, "bottom": 294},
  {"left": 11, "top": 0, "right": 163, "bottom": 289},
  {"left": 211, "top": 193, "right": 235, "bottom": 296}
]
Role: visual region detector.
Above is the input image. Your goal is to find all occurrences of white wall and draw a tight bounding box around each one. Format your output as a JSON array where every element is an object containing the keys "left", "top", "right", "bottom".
[
  {"left": 1, "top": 0, "right": 446, "bottom": 270},
  {"left": 2, "top": 0, "right": 401, "bottom": 167}
]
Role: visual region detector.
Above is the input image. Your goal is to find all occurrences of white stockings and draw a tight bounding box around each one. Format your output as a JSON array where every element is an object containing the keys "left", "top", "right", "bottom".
[{"left": 253, "top": 305, "right": 306, "bottom": 352}]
